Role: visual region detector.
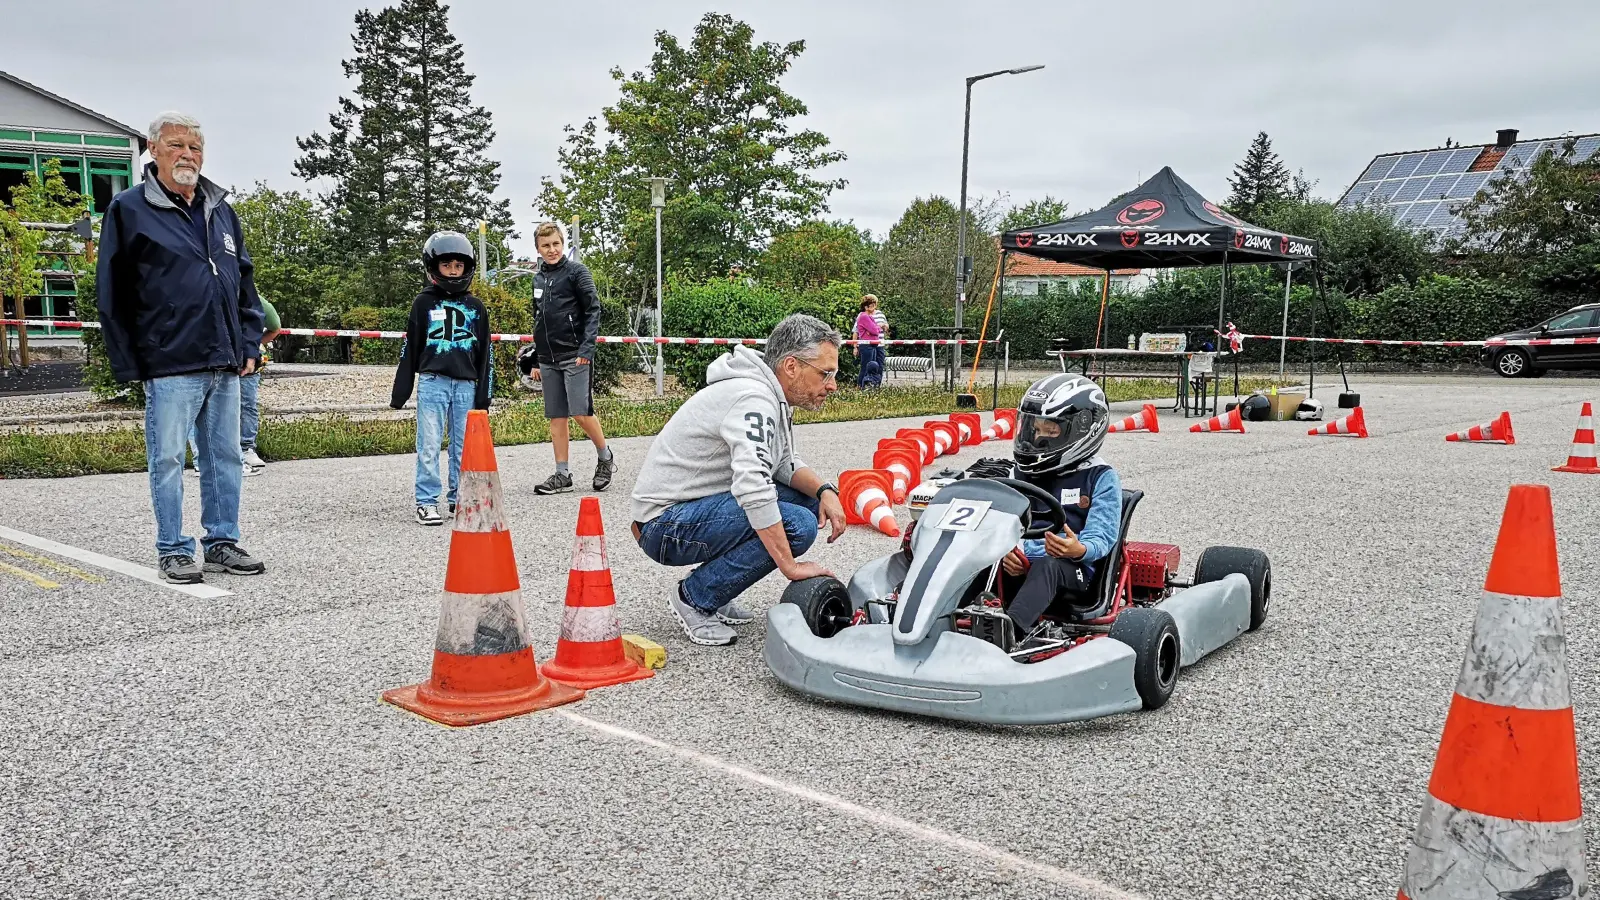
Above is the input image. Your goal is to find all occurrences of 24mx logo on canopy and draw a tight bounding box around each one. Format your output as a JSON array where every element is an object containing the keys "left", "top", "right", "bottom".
[
  {"left": 1030, "top": 233, "right": 1098, "bottom": 247},
  {"left": 1141, "top": 232, "right": 1212, "bottom": 247},
  {"left": 1115, "top": 199, "right": 1166, "bottom": 226}
]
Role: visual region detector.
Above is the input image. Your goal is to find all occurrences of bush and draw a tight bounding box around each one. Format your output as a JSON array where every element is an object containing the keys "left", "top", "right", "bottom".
[
  {"left": 662, "top": 277, "right": 790, "bottom": 391},
  {"left": 340, "top": 305, "right": 409, "bottom": 366}
]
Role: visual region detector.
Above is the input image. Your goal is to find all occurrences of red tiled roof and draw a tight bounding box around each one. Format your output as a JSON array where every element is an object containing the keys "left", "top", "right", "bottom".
[
  {"left": 1469, "top": 148, "right": 1506, "bottom": 172},
  {"left": 1005, "top": 253, "right": 1140, "bottom": 278}
]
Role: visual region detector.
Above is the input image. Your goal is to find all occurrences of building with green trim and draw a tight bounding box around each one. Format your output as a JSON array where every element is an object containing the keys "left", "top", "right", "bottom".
[{"left": 1, "top": 70, "right": 146, "bottom": 337}]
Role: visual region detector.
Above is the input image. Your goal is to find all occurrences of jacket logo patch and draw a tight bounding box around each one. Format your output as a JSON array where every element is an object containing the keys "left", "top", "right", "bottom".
[{"left": 222, "top": 233, "right": 237, "bottom": 255}]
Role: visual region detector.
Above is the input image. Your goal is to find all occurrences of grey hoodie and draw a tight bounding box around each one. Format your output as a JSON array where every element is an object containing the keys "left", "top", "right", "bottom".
[{"left": 631, "top": 345, "right": 808, "bottom": 530}]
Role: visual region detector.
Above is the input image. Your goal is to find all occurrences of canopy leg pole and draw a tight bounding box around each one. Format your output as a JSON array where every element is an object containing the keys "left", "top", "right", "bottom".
[
  {"left": 1279, "top": 264, "right": 1293, "bottom": 381},
  {"left": 1312, "top": 264, "right": 1352, "bottom": 394}
]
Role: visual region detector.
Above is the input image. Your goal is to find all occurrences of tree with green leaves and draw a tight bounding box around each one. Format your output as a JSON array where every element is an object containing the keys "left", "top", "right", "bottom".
[
  {"left": 865, "top": 194, "right": 1003, "bottom": 341},
  {"left": 229, "top": 182, "right": 347, "bottom": 339},
  {"left": 296, "top": 0, "right": 514, "bottom": 308},
  {"left": 998, "top": 195, "right": 1071, "bottom": 234},
  {"left": 1226, "top": 131, "right": 1292, "bottom": 220},
  {"left": 756, "top": 220, "right": 874, "bottom": 292},
  {"left": 2, "top": 160, "right": 88, "bottom": 364},
  {"left": 536, "top": 12, "right": 846, "bottom": 291}
]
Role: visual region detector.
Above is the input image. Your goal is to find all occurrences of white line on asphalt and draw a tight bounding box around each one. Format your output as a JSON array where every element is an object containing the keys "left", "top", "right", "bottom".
[
  {"left": 0, "top": 525, "right": 232, "bottom": 599},
  {"left": 556, "top": 710, "right": 1145, "bottom": 900}
]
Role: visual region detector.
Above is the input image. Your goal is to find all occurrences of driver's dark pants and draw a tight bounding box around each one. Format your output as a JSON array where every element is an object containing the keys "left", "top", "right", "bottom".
[{"left": 1004, "top": 556, "right": 1091, "bottom": 631}]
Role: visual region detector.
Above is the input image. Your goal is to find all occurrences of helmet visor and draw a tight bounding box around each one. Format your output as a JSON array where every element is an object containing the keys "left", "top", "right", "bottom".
[{"left": 1015, "top": 407, "right": 1098, "bottom": 458}]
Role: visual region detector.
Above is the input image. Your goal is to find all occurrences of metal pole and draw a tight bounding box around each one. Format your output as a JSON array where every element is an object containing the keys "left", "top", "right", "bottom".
[
  {"left": 955, "top": 78, "right": 973, "bottom": 390},
  {"left": 1279, "top": 264, "right": 1293, "bottom": 381},
  {"left": 477, "top": 220, "right": 487, "bottom": 272},
  {"left": 654, "top": 204, "right": 664, "bottom": 397},
  {"left": 1004, "top": 341, "right": 1010, "bottom": 386}
]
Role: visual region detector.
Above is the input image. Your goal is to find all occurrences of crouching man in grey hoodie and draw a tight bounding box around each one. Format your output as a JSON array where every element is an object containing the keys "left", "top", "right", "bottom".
[{"left": 631, "top": 314, "right": 850, "bottom": 646}]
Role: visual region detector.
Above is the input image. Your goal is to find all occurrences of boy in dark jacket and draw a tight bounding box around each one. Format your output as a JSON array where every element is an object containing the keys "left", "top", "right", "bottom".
[
  {"left": 528, "top": 222, "right": 615, "bottom": 495},
  {"left": 391, "top": 232, "right": 493, "bottom": 526}
]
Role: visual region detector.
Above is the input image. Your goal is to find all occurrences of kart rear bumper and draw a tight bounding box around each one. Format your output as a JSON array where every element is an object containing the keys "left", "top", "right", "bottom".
[{"left": 762, "top": 605, "right": 1143, "bottom": 725}]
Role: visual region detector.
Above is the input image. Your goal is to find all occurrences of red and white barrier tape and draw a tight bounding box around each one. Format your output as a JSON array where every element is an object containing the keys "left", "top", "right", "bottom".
[
  {"left": 1235, "top": 332, "right": 1598, "bottom": 349},
  {"left": 0, "top": 319, "right": 993, "bottom": 347}
]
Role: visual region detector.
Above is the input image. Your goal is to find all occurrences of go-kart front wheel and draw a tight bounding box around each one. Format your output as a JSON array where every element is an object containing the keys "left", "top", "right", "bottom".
[
  {"left": 781, "top": 576, "right": 855, "bottom": 638},
  {"left": 1109, "top": 608, "right": 1180, "bottom": 710},
  {"left": 1194, "top": 546, "right": 1271, "bottom": 631}
]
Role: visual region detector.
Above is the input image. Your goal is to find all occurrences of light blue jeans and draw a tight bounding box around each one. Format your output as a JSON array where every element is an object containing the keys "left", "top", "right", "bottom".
[
  {"left": 239, "top": 371, "right": 261, "bottom": 451},
  {"left": 145, "top": 371, "right": 244, "bottom": 558},
  {"left": 415, "top": 374, "right": 476, "bottom": 507}
]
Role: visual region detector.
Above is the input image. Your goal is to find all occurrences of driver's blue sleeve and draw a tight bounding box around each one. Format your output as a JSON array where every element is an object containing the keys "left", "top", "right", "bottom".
[{"left": 1021, "top": 468, "right": 1123, "bottom": 562}]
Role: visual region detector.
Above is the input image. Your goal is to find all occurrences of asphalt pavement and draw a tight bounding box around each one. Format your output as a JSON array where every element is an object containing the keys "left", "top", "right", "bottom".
[{"left": 2, "top": 375, "right": 1597, "bottom": 899}]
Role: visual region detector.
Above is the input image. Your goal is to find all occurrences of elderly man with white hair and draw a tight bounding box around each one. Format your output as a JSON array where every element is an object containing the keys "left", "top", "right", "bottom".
[
  {"left": 96, "top": 112, "right": 267, "bottom": 584},
  {"left": 631, "top": 313, "right": 850, "bottom": 646}
]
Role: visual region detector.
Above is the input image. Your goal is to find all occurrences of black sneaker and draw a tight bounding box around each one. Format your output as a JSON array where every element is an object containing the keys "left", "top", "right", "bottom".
[
  {"left": 159, "top": 554, "right": 204, "bottom": 584},
  {"left": 534, "top": 471, "right": 574, "bottom": 495},
  {"left": 203, "top": 542, "right": 266, "bottom": 575},
  {"left": 416, "top": 505, "right": 444, "bottom": 526},
  {"left": 447, "top": 501, "right": 457, "bottom": 517},
  {"left": 593, "top": 454, "right": 616, "bottom": 492}
]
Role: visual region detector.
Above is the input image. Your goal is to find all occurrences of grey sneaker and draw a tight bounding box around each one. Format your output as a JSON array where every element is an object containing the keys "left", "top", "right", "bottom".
[
  {"left": 714, "top": 599, "right": 757, "bottom": 625},
  {"left": 416, "top": 505, "right": 443, "bottom": 526},
  {"left": 159, "top": 554, "right": 204, "bottom": 584},
  {"left": 670, "top": 587, "right": 737, "bottom": 646},
  {"left": 535, "top": 471, "right": 574, "bottom": 495},
  {"left": 242, "top": 448, "right": 267, "bottom": 469},
  {"left": 593, "top": 454, "right": 616, "bottom": 492},
  {"left": 203, "top": 542, "right": 265, "bottom": 575},
  {"left": 241, "top": 463, "right": 259, "bottom": 478}
]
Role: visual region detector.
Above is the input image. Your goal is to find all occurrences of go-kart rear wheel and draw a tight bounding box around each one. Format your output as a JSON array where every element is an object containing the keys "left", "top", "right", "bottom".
[
  {"left": 781, "top": 576, "right": 855, "bottom": 638},
  {"left": 1109, "top": 608, "right": 1180, "bottom": 710},
  {"left": 1194, "top": 546, "right": 1272, "bottom": 631}
]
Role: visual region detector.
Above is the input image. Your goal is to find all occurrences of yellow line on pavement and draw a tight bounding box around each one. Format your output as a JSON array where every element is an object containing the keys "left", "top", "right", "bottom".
[
  {"left": 0, "top": 561, "right": 59, "bottom": 589},
  {"left": 0, "top": 544, "right": 106, "bottom": 583}
]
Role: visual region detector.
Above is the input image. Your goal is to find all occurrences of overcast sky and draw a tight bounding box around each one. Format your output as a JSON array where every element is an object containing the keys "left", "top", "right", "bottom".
[{"left": 14, "top": 0, "right": 1598, "bottom": 256}]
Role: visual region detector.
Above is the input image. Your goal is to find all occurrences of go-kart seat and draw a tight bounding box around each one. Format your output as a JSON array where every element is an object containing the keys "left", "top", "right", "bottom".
[{"left": 1048, "top": 488, "right": 1144, "bottom": 622}]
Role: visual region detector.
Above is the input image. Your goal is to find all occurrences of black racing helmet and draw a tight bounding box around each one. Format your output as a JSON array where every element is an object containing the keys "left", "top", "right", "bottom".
[
  {"left": 422, "top": 231, "right": 476, "bottom": 295},
  {"left": 1014, "top": 374, "right": 1110, "bottom": 476}
]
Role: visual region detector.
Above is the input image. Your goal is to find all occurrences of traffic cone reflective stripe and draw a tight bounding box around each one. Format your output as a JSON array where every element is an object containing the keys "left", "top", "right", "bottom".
[
  {"left": 1189, "top": 407, "right": 1245, "bottom": 433},
  {"left": 1397, "top": 485, "right": 1586, "bottom": 900},
  {"left": 383, "top": 410, "right": 584, "bottom": 725},
  {"left": 840, "top": 469, "right": 901, "bottom": 537},
  {"left": 982, "top": 409, "right": 1017, "bottom": 441},
  {"left": 950, "top": 412, "right": 983, "bottom": 447},
  {"left": 1309, "top": 406, "right": 1367, "bottom": 437},
  {"left": 872, "top": 447, "right": 920, "bottom": 504},
  {"left": 896, "top": 428, "right": 937, "bottom": 465},
  {"left": 1109, "top": 403, "right": 1160, "bottom": 434},
  {"left": 1446, "top": 411, "right": 1515, "bottom": 445},
  {"left": 1553, "top": 402, "right": 1597, "bottom": 474},
  {"left": 542, "top": 497, "right": 654, "bottom": 690}
]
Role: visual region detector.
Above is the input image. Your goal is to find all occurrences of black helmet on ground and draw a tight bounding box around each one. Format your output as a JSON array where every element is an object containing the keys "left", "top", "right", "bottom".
[
  {"left": 422, "top": 231, "right": 477, "bottom": 295},
  {"left": 1013, "top": 374, "right": 1110, "bottom": 476}
]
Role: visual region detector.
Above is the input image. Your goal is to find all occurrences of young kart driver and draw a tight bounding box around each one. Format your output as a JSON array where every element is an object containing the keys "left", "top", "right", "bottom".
[{"left": 998, "top": 374, "right": 1123, "bottom": 634}]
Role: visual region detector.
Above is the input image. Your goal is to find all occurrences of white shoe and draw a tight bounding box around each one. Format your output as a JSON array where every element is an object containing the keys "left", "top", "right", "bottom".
[
  {"left": 242, "top": 448, "right": 267, "bottom": 468},
  {"left": 241, "top": 463, "right": 259, "bottom": 478}
]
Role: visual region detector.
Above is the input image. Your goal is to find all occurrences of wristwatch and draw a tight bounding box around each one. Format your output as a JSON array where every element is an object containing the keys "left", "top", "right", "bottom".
[{"left": 815, "top": 481, "right": 839, "bottom": 501}]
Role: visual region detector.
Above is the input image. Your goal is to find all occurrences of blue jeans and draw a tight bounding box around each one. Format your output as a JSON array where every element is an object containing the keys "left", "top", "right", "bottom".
[
  {"left": 636, "top": 484, "right": 820, "bottom": 612},
  {"left": 239, "top": 371, "right": 261, "bottom": 451},
  {"left": 145, "top": 371, "right": 244, "bottom": 558},
  {"left": 415, "top": 374, "right": 475, "bottom": 506}
]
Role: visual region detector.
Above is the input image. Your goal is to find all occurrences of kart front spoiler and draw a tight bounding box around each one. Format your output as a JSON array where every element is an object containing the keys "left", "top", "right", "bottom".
[{"left": 762, "top": 606, "right": 1144, "bottom": 725}]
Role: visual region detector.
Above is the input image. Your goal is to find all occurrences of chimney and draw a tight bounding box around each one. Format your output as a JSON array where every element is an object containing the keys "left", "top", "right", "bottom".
[{"left": 1495, "top": 128, "right": 1519, "bottom": 148}]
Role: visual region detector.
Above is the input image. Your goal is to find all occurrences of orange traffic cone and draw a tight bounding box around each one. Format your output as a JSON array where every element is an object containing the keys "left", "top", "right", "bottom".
[
  {"left": 1446, "top": 411, "right": 1515, "bottom": 445},
  {"left": 840, "top": 469, "right": 901, "bottom": 537},
  {"left": 982, "top": 408, "right": 1017, "bottom": 441},
  {"left": 1109, "top": 403, "right": 1160, "bottom": 434},
  {"left": 923, "top": 421, "right": 962, "bottom": 457},
  {"left": 383, "top": 410, "right": 584, "bottom": 726},
  {"left": 950, "top": 412, "right": 983, "bottom": 447},
  {"left": 1553, "top": 402, "right": 1597, "bottom": 474},
  {"left": 896, "top": 428, "right": 938, "bottom": 465},
  {"left": 1189, "top": 406, "right": 1246, "bottom": 434},
  {"left": 877, "top": 437, "right": 922, "bottom": 459},
  {"left": 873, "top": 447, "right": 921, "bottom": 504},
  {"left": 1397, "top": 484, "right": 1584, "bottom": 900},
  {"left": 1309, "top": 406, "right": 1367, "bottom": 438},
  {"left": 540, "top": 497, "right": 655, "bottom": 690}
]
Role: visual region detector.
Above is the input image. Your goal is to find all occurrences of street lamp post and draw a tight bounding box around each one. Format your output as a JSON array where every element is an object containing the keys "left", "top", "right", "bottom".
[
  {"left": 648, "top": 177, "right": 668, "bottom": 397},
  {"left": 955, "top": 64, "right": 1044, "bottom": 393}
]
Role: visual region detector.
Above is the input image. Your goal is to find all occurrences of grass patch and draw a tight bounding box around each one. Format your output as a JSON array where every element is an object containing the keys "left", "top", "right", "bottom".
[{"left": 0, "top": 378, "right": 1287, "bottom": 479}]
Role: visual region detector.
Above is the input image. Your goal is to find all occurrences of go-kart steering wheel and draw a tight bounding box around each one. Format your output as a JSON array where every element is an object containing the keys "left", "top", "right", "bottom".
[{"left": 990, "top": 477, "right": 1068, "bottom": 540}]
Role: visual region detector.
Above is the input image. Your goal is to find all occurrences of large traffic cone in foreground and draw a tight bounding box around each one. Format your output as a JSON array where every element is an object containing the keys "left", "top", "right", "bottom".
[
  {"left": 923, "top": 421, "right": 961, "bottom": 457},
  {"left": 896, "top": 428, "right": 937, "bottom": 465},
  {"left": 1109, "top": 403, "right": 1160, "bottom": 434},
  {"left": 383, "top": 411, "right": 584, "bottom": 725},
  {"left": 541, "top": 497, "right": 654, "bottom": 690},
  {"left": 1189, "top": 406, "right": 1246, "bottom": 434},
  {"left": 1397, "top": 484, "right": 1584, "bottom": 900},
  {"left": 1446, "top": 411, "right": 1515, "bottom": 445},
  {"left": 840, "top": 469, "right": 901, "bottom": 537},
  {"left": 873, "top": 447, "right": 921, "bottom": 504},
  {"left": 1553, "top": 402, "right": 1597, "bottom": 474},
  {"left": 950, "top": 412, "right": 983, "bottom": 447},
  {"left": 1309, "top": 406, "right": 1367, "bottom": 438},
  {"left": 982, "top": 408, "right": 1017, "bottom": 442}
]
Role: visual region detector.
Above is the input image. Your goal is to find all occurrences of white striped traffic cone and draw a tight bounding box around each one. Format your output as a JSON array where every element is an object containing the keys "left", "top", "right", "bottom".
[
  {"left": 1553, "top": 402, "right": 1597, "bottom": 474},
  {"left": 1189, "top": 406, "right": 1246, "bottom": 434},
  {"left": 1309, "top": 406, "right": 1367, "bottom": 438},
  {"left": 840, "top": 469, "right": 901, "bottom": 537},
  {"left": 1446, "top": 411, "right": 1515, "bottom": 445},
  {"left": 982, "top": 408, "right": 1017, "bottom": 441},
  {"left": 541, "top": 496, "right": 654, "bottom": 690},
  {"left": 1109, "top": 403, "right": 1160, "bottom": 434},
  {"left": 872, "top": 447, "right": 920, "bottom": 505}
]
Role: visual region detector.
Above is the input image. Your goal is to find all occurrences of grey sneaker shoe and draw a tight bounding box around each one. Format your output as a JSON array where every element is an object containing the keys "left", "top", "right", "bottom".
[
  {"left": 416, "top": 505, "right": 444, "bottom": 526},
  {"left": 242, "top": 448, "right": 267, "bottom": 468},
  {"left": 159, "top": 554, "right": 204, "bottom": 584},
  {"left": 714, "top": 599, "right": 757, "bottom": 625},
  {"left": 535, "top": 471, "right": 574, "bottom": 495},
  {"left": 241, "top": 463, "right": 259, "bottom": 478},
  {"left": 593, "top": 454, "right": 616, "bottom": 492},
  {"left": 670, "top": 587, "right": 736, "bottom": 646},
  {"left": 203, "top": 542, "right": 265, "bottom": 575}
]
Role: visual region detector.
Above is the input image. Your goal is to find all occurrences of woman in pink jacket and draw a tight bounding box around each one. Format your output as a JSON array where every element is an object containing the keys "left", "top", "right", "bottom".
[{"left": 854, "top": 295, "right": 885, "bottom": 389}]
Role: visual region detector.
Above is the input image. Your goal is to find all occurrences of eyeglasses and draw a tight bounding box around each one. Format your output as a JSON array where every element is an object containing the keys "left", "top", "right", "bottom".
[{"left": 796, "top": 357, "right": 838, "bottom": 383}]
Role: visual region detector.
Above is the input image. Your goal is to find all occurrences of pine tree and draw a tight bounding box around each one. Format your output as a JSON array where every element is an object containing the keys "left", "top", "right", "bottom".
[
  {"left": 1226, "top": 131, "right": 1292, "bottom": 221},
  {"left": 296, "top": 0, "right": 513, "bottom": 307}
]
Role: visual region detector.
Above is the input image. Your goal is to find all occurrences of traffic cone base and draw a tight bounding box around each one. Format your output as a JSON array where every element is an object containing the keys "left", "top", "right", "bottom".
[
  {"left": 1552, "top": 402, "right": 1597, "bottom": 474},
  {"left": 1309, "top": 406, "right": 1367, "bottom": 438},
  {"left": 1110, "top": 403, "right": 1160, "bottom": 434},
  {"left": 1446, "top": 411, "right": 1514, "bottom": 445},
  {"left": 1190, "top": 406, "right": 1245, "bottom": 434},
  {"left": 542, "top": 497, "right": 655, "bottom": 690},
  {"left": 384, "top": 648, "right": 584, "bottom": 727}
]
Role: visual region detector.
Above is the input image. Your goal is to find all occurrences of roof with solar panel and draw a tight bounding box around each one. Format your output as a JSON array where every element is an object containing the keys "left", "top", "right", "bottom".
[{"left": 1337, "top": 128, "right": 1600, "bottom": 241}]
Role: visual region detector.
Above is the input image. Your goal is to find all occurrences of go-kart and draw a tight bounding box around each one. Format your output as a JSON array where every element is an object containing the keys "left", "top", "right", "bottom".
[{"left": 762, "top": 460, "right": 1270, "bottom": 725}]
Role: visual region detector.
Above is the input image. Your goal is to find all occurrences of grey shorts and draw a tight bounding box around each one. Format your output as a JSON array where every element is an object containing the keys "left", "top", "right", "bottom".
[{"left": 540, "top": 360, "right": 594, "bottom": 418}]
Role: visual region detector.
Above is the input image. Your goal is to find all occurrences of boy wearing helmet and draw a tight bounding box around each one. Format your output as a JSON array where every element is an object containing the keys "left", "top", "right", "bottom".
[
  {"left": 391, "top": 231, "right": 494, "bottom": 526},
  {"left": 998, "top": 374, "right": 1123, "bottom": 633}
]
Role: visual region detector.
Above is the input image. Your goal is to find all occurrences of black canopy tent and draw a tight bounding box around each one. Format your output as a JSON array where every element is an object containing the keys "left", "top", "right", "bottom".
[{"left": 989, "top": 166, "right": 1350, "bottom": 409}]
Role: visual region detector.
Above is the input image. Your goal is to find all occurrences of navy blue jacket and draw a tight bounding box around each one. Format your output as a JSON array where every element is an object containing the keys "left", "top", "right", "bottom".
[{"left": 95, "top": 164, "right": 264, "bottom": 382}]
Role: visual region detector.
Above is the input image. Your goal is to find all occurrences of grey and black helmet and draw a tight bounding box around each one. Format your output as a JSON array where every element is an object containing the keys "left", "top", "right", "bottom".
[
  {"left": 422, "top": 231, "right": 477, "bottom": 295},
  {"left": 1013, "top": 374, "right": 1110, "bottom": 476}
]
